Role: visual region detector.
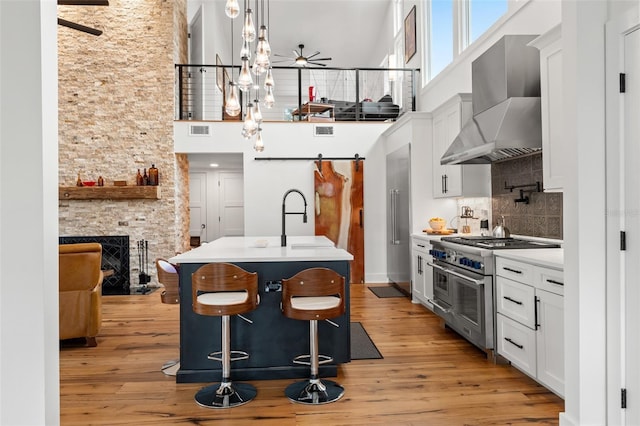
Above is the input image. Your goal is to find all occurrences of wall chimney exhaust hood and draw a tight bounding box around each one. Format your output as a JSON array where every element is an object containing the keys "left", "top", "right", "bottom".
[{"left": 441, "top": 35, "right": 542, "bottom": 165}]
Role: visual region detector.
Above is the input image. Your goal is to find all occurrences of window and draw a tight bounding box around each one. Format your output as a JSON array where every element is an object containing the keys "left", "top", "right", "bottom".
[
  {"left": 429, "top": 0, "right": 453, "bottom": 80},
  {"left": 422, "top": 0, "right": 509, "bottom": 84},
  {"left": 469, "top": 0, "right": 508, "bottom": 44}
]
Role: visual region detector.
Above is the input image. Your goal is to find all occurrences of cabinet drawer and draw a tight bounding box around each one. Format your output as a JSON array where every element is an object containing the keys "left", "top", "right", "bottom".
[
  {"left": 535, "top": 266, "right": 564, "bottom": 296},
  {"left": 412, "top": 239, "right": 430, "bottom": 253},
  {"left": 495, "top": 257, "right": 534, "bottom": 285},
  {"left": 497, "top": 313, "right": 537, "bottom": 377},
  {"left": 496, "top": 277, "right": 535, "bottom": 328}
]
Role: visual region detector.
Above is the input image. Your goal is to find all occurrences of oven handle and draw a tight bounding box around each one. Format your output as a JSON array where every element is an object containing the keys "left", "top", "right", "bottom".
[
  {"left": 427, "top": 261, "right": 485, "bottom": 286},
  {"left": 427, "top": 261, "right": 446, "bottom": 272},
  {"left": 428, "top": 298, "right": 453, "bottom": 313},
  {"left": 446, "top": 268, "right": 485, "bottom": 286}
]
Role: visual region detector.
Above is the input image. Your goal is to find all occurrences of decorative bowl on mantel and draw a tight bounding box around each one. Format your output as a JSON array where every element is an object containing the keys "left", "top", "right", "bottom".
[{"left": 82, "top": 181, "right": 96, "bottom": 186}]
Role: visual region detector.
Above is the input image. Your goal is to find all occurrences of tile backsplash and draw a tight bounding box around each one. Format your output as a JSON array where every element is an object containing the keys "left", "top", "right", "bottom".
[{"left": 491, "top": 153, "right": 563, "bottom": 239}]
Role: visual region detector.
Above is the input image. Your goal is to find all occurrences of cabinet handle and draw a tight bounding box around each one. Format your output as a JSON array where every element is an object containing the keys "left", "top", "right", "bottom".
[
  {"left": 417, "top": 244, "right": 425, "bottom": 248},
  {"left": 546, "top": 278, "right": 564, "bottom": 286},
  {"left": 441, "top": 175, "right": 445, "bottom": 194},
  {"left": 418, "top": 255, "right": 422, "bottom": 275},
  {"left": 443, "top": 174, "right": 448, "bottom": 193},
  {"left": 504, "top": 337, "right": 524, "bottom": 349},
  {"left": 534, "top": 296, "right": 540, "bottom": 330},
  {"left": 503, "top": 296, "right": 523, "bottom": 305},
  {"left": 503, "top": 267, "right": 523, "bottom": 274}
]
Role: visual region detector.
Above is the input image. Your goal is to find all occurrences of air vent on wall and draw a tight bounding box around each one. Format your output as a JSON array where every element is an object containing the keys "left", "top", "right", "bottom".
[
  {"left": 314, "top": 125, "right": 334, "bottom": 137},
  {"left": 189, "top": 124, "right": 211, "bottom": 136}
]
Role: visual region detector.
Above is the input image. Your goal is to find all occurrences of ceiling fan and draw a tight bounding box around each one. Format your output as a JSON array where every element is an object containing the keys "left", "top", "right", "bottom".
[
  {"left": 57, "top": 0, "right": 109, "bottom": 36},
  {"left": 273, "top": 44, "right": 332, "bottom": 67}
]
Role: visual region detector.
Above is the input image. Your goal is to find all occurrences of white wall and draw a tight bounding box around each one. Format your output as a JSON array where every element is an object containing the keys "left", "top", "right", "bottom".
[
  {"left": 175, "top": 121, "right": 393, "bottom": 282},
  {"left": 0, "top": 1, "right": 59, "bottom": 424}
]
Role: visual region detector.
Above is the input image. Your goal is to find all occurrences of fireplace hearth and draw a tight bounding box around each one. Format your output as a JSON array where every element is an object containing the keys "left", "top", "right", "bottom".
[{"left": 59, "top": 235, "right": 130, "bottom": 295}]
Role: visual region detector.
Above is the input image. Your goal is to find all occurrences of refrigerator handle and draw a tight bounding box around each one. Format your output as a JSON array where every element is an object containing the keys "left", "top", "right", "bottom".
[{"left": 390, "top": 189, "right": 399, "bottom": 245}]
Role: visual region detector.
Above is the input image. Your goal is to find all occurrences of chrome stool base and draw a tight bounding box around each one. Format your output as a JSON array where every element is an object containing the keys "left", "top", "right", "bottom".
[
  {"left": 285, "top": 377, "right": 344, "bottom": 405},
  {"left": 195, "top": 381, "right": 257, "bottom": 409}
]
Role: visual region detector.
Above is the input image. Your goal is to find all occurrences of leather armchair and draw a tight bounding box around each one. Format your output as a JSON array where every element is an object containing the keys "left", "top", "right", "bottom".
[{"left": 59, "top": 243, "right": 103, "bottom": 346}]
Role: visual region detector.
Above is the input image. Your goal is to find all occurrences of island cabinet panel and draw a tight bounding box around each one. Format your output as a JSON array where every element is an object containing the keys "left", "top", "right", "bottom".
[{"left": 176, "top": 260, "right": 351, "bottom": 383}]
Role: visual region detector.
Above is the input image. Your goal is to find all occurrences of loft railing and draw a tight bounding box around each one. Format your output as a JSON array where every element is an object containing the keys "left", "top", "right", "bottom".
[{"left": 175, "top": 64, "right": 419, "bottom": 122}]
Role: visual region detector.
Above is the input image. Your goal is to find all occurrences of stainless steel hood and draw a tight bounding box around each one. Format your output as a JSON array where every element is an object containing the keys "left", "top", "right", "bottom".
[{"left": 441, "top": 35, "right": 542, "bottom": 165}]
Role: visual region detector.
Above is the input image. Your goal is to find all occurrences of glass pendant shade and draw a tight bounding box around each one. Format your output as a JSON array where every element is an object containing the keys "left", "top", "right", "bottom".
[
  {"left": 264, "top": 67, "right": 275, "bottom": 87},
  {"left": 225, "top": 83, "right": 241, "bottom": 116},
  {"left": 257, "top": 26, "right": 271, "bottom": 55},
  {"left": 252, "top": 100, "right": 263, "bottom": 123},
  {"left": 242, "top": 104, "right": 258, "bottom": 139},
  {"left": 252, "top": 56, "right": 267, "bottom": 75},
  {"left": 240, "top": 39, "right": 251, "bottom": 60},
  {"left": 242, "top": 9, "right": 256, "bottom": 42},
  {"left": 254, "top": 129, "right": 265, "bottom": 152},
  {"left": 237, "top": 57, "right": 253, "bottom": 91},
  {"left": 263, "top": 85, "right": 275, "bottom": 108},
  {"left": 225, "top": 0, "right": 240, "bottom": 18}
]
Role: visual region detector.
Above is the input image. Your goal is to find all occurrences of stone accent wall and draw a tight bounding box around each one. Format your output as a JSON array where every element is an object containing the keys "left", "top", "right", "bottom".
[
  {"left": 491, "top": 153, "right": 563, "bottom": 239},
  {"left": 58, "top": 0, "right": 189, "bottom": 285}
]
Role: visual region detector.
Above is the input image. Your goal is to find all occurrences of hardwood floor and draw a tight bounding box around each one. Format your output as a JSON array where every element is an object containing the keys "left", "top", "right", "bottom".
[{"left": 60, "top": 284, "right": 564, "bottom": 425}]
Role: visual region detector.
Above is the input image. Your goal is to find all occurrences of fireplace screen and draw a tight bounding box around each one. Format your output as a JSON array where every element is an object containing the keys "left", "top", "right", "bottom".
[{"left": 59, "top": 235, "right": 130, "bottom": 294}]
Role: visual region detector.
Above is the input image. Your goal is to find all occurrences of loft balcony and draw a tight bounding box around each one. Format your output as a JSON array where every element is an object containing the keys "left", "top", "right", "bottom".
[{"left": 175, "top": 64, "right": 419, "bottom": 122}]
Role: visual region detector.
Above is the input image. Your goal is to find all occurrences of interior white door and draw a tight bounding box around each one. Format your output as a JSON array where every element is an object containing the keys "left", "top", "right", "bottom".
[
  {"left": 189, "top": 172, "right": 207, "bottom": 242},
  {"left": 219, "top": 172, "right": 244, "bottom": 236},
  {"left": 625, "top": 25, "right": 640, "bottom": 426}
]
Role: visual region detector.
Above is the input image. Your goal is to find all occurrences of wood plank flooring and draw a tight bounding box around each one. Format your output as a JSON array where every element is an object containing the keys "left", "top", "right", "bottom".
[{"left": 60, "top": 284, "right": 564, "bottom": 425}]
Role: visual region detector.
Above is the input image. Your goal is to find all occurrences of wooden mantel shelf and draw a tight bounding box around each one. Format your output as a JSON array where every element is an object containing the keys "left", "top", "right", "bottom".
[{"left": 59, "top": 186, "right": 161, "bottom": 200}]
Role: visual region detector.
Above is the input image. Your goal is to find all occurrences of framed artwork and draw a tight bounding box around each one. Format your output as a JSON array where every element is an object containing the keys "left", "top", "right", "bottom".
[
  {"left": 404, "top": 5, "right": 416, "bottom": 63},
  {"left": 216, "top": 54, "right": 224, "bottom": 92}
]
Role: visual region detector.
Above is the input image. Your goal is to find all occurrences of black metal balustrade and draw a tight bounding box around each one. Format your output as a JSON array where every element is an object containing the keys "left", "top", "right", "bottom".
[{"left": 175, "top": 64, "right": 419, "bottom": 122}]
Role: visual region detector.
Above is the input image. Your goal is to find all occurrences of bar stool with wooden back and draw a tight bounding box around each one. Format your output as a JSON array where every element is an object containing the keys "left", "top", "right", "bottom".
[
  {"left": 281, "top": 267, "right": 346, "bottom": 404},
  {"left": 156, "top": 258, "right": 180, "bottom": 375},
  {"left": 192, "top": 263, "right": 259, "bottom": 408}
]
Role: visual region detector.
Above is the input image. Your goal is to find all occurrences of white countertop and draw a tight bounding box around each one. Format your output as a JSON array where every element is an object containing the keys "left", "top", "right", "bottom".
[
  {"left": 493, "top": 248, "right": 564, "bottom": 270},
  {"left": 169, "top": 236, "right": 353, "bottom": 264}
]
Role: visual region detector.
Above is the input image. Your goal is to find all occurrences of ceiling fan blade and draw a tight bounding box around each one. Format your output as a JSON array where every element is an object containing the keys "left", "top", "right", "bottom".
[
  {"left": 272, "top": 53, "right": 290, "bottom": 58},
  {"left": 58, "top": 18, "right": 102, "bottom": 36},
  {"left": 271, "top": 59, "right": 293, "bottom": 63},
  {"left": 310, "top": 57, "right": 332, "bottom": 61},
  {"left": 58, "top": 0, "right": 109, "bottom": 5},
  {"left": 308, "top": 62, "right": 327, "bottom": 67},
  {"left": 306, "top": 51, "right": 321, "bottom": 59}
]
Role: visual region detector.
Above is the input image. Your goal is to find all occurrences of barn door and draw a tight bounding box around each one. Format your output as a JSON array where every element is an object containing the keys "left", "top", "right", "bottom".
[{"left": 314, "top": 160, "right": 364, "bottom": 283}]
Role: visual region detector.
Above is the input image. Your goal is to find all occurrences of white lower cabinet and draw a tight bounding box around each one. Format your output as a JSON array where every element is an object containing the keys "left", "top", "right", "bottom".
[
  {"left": 495, "top": 256, "right": 564, "bottom": 397},
  {"left": 411, "top": 236, "right": 433, "bottom": 310}
]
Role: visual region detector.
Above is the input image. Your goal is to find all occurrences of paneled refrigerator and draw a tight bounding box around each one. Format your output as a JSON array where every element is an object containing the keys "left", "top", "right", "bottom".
[{"left": 386, "top": 144, "right": 411, "bottom": 295}]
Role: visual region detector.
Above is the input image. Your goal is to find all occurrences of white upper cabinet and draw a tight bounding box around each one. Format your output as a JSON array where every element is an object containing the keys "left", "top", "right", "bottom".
[
  {"left": 431, "top": 94, "right": 490, "bottom": 198},
  {"left": 530, "top": 25, "right": 565, "bottom": 192}
]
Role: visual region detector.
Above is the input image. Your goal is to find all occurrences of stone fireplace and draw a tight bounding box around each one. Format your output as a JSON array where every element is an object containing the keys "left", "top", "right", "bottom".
[{"left": 57, "top": 0, "right": 191, "bottom": 281}]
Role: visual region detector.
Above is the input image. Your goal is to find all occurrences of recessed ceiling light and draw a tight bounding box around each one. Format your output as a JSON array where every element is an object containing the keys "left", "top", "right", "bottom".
[{"left": 209, "top": 163, "right": 219, "bottom": 168}]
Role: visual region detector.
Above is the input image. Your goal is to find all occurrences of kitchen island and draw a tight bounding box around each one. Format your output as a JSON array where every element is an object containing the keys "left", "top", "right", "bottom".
[{"left": 169, "top": 236, "right": 353, "bottom": 383}]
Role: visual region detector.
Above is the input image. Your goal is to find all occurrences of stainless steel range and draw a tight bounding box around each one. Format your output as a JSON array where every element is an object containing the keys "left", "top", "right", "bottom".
[{"left": 428, "top": 236, "right": 560, "bottom": 358}]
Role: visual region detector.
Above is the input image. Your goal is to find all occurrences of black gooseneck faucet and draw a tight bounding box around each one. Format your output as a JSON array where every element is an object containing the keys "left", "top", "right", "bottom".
[{"left": 281, "top": 189, "right": 308, "bottom": 247}]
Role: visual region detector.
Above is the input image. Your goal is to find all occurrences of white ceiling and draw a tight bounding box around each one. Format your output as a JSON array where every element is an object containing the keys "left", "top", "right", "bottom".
[{"left": 189, "top": 0, "right": 395, "bottom": 68}]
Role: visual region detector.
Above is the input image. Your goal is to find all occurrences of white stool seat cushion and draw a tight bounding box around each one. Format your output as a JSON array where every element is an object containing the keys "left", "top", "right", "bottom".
[
  {"left": 291, "top": 296, "right": 341, "bottom": 310},
  {"left": 197, "top": 291, "right": 248, "bottom": 306}
]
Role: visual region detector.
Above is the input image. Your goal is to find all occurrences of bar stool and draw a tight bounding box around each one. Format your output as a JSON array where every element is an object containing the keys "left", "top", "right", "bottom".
[
  {"left": 192, "top": 263, "right": 259, "bottom": 408},
  {"left": 156, "top": 258, "right": 179, "bottom": 304},
  {"left": 281, "top": 267, "right": 346, "bottom": 404},
  {"left": 156, "top": 258, "right": 180, "bottom": 375}
]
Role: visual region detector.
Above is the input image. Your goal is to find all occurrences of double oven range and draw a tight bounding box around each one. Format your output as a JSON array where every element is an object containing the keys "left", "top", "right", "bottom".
[{"left": 428, "top": 236, "right": 560, "bottom": 359}]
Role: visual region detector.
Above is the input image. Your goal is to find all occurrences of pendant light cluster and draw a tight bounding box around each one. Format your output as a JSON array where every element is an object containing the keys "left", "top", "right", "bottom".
[{"left": 224, "top": 0, "right": 274, "bottom": 152}]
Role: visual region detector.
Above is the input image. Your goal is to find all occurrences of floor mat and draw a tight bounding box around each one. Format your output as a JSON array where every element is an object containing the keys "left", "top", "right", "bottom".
[
  {"left": 368, "top": 285, "right": 405, "bottom": 298},
  {"left": 350, "top": 322, "right": 383, "bottom": 360}
]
